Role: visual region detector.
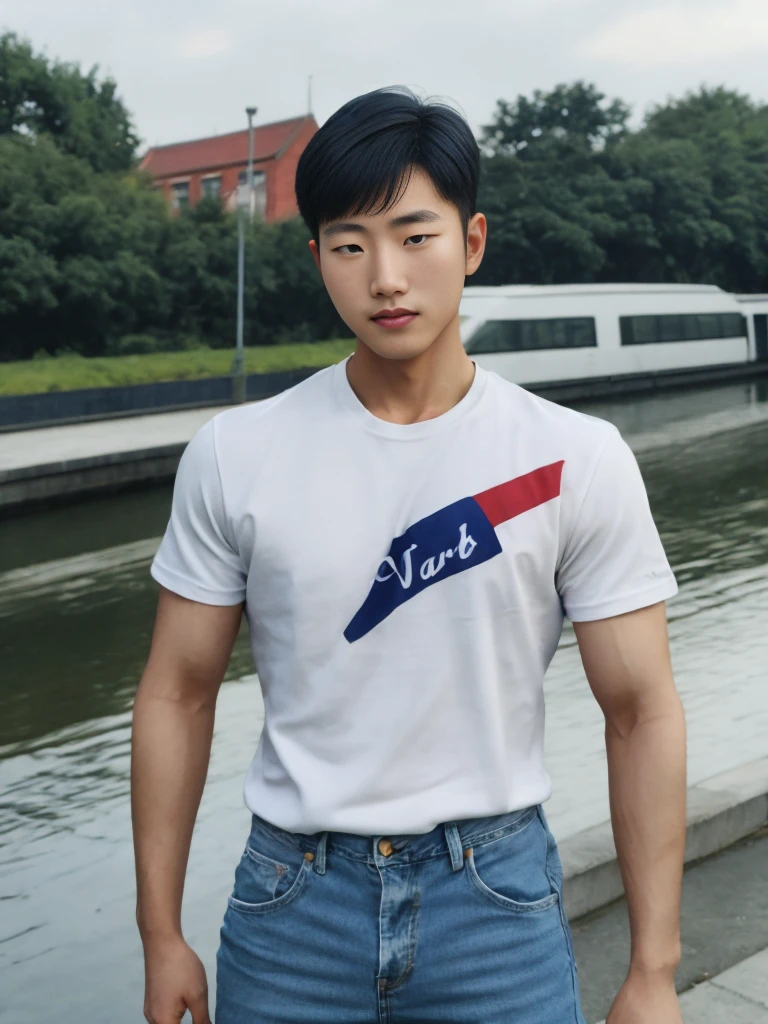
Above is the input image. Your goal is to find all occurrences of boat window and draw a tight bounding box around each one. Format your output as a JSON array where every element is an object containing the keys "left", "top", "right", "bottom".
[
  {"left": 619, "top": 312, "right": 747, "bottom": 345},
  {"left": 464, "top": 317, "right": 597, "bottom": 354}
]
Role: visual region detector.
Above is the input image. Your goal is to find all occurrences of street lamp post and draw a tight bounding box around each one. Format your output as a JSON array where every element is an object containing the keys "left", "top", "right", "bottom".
[{"left": 232, "top": 105, "right": 258, "bottom": 404}]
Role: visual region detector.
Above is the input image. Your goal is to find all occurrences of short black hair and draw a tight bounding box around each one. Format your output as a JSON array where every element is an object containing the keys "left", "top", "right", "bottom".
[{"left": 295, "top": 86, "right": 480, "bottom": 243}]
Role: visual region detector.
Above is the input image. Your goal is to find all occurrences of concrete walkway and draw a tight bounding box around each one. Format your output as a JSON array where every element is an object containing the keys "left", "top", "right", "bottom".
[
  {"left": 582, "top": 825, "right": 768, "bottom": 1022},
  {"left": 676, "top": 949, "right": 768, "bottom": 1022},
  {"left": 0, "top": 405, "right": 227, "bottom": 473},
  {"left": 6, "top": 369, "right": 768, "bottom": 514},
  {"left": 597, "top": 949, "right": 768, "bottom": 1023},
  {"left": 6, "top": 388, "right": 768, "bottom": 477},
  {"left": 0, "top": 405, "right": 232, "bottom": 509},
  {"left": 6, "top": 381, "right": 768, "bottom": 512}
]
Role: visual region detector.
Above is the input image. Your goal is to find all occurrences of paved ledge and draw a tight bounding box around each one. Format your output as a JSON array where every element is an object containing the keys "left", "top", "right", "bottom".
[
  {"left": 0, "top": 442, "right": 186, "bottom": 482},
  {"left": 596, "top": 947, "right": 768, "bottom": 1023},
  {"left": 562, "top": 755, "right": 768, "bottom": 922},
  {"left": 0, "top": 406, "right": 226, "bottom": 511},
  {"left": 0, "top": 445, "right": 187, "bottom": 510}
]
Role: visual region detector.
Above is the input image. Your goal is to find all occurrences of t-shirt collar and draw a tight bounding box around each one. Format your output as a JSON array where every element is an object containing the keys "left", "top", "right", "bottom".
[{"left": 332, "top": 354, "right": 489, "bottom": 441}]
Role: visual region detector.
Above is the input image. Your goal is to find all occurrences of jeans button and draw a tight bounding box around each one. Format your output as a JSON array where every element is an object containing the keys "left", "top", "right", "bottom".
[{"left": 378, "top": 838, "right": 393, "bottom": 857}]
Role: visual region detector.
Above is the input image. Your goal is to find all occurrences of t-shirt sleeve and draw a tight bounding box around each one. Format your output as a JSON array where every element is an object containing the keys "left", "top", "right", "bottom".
[
  {"left": 556, "top": 426, "right": 678, "bottom": 621},
  {"left": 150, "top": 418, "right": 247, "bottom": 605}
]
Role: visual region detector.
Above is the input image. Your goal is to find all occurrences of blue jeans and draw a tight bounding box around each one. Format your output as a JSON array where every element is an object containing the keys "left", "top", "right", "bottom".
[{"left": 215, "top": 803, "right": 586, "bottom": 1023}]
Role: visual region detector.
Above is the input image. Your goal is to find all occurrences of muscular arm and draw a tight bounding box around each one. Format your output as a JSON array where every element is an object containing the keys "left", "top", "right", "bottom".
[
  {"left": 131, "top": 585, "right": 243, "bottom": 1023},
  {"left": 131, "top": 585, "right": 243, "bottom": 939},
  {"left": 574, "top": 602, "right": 686, "bottom": 1013}
]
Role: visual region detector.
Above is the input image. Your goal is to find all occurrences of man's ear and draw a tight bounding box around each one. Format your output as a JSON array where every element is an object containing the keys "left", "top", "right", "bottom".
[
  {"left": 308, "top": 239, "right": 322, "bottom": 275},
  {"left": 464, "top": 212, "right": 487, "bottom": 277}
]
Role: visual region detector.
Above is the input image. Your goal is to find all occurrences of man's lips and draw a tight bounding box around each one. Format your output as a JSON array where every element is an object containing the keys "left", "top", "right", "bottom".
[{"left": 371, "top": 310, "right": 419, "bottom": 329}]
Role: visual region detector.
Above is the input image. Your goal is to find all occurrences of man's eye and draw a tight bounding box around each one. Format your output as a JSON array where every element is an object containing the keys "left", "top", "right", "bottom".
[
  {"left": 335, "top": 243, "right": 363, "bottom": 254},
  {"left": 405, "top": 234, "right": 429, "bottom": 246}
]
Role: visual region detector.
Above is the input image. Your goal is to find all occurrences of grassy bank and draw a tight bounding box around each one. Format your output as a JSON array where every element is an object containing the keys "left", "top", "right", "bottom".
[{"left": 0, "top": 340, "right": 357, "bottom": 396}]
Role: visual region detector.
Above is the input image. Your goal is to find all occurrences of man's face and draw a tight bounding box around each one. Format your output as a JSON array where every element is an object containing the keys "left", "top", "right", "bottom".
[{"left": 309, "top": 168, "right": 486, "bottom": 361}]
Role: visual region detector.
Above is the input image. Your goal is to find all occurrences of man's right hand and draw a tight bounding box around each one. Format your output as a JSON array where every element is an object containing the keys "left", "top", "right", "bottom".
[{"left": 142, "top": 935, "right": 212, "bottom": 1024}]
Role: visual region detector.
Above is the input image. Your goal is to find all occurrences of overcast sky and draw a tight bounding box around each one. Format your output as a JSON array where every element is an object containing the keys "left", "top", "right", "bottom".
[{"left": 3, "top": 0, "right": 768, "bottom": 152}]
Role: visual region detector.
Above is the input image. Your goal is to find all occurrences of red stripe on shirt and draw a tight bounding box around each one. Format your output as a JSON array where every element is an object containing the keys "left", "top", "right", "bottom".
[{"left": 472, "top": 461, "right": 565, "bottom": 529}]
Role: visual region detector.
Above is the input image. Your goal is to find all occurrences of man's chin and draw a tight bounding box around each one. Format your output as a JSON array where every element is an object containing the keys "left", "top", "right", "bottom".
[{"left": 355, "top": 330, "right": 437, "bottom": 362}]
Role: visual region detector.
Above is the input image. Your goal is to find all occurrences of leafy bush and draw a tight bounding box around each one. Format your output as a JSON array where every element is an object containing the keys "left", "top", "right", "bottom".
[
  {"left": 272, "top": 323, "right": 316, "bottom": 346},
  {"left": 105, "top": 333, "right": 211, "bottom": 356}
]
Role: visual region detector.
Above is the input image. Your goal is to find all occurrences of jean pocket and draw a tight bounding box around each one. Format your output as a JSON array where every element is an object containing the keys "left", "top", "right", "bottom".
[
  {"left": 465, "top": 811, "right": 559, "bottom": 914},
  {"left": 227, "top": 835, "right": 312, "bottom": 915}
]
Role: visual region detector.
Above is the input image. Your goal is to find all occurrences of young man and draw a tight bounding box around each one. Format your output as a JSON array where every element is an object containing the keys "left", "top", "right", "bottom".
[{"left": 132, "top": 87, "right": 687, "bottom": 1024}]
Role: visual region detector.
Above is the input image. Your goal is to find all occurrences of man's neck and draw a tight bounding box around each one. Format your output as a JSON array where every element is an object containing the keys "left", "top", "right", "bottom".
[{"left": 345, "top": 329, "right": 476, "bottom": 427}]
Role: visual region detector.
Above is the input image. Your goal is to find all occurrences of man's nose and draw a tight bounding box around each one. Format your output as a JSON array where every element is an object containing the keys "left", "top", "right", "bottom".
[{"left": 369, "top": 251, "right": 408, "bottom": 297}]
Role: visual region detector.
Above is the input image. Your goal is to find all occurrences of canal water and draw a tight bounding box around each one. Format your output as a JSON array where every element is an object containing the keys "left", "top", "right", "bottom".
[{"left": 2, "top": 381, "right": 768, "bottom": 1023}]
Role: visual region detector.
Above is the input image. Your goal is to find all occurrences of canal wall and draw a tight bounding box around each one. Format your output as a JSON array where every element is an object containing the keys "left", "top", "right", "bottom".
[
  {"left": 0, "top": 366, "right": 321, "bottom": 432},
  {"left": 4, "top": 368, "right": 768, "bottom": 514},
  {"left": 0, "top": 405, "right": 219, "bottom": 513},
  {"left": 0, "top": 443, "right": 187, "bottom": 511},
  {"left": 2, "top": 359, "right": 767, "bottom": 432}
]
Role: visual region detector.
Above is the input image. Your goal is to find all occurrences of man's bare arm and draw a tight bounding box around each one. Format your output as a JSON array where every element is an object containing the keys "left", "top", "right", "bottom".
[
  {"left": 131, "top": 585, "right": 243, "bottom": 1023},
  {"left": 574, "top": 601, "right": 686, "bottom": 1021}
]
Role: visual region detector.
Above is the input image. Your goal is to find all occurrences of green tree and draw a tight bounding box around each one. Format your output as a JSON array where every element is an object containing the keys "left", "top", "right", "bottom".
[
  {"left": 152, "top": 198, "right": 346, "bottom": 354},
  {"left": 481, "top": 80, "right": 630, "bottom": 157},
  {"left": 244, "top": 216, "right": 346, "bottom": 346},
  {"left": 474, "top": 81, "right": 768, "bottom": 292},
  {"left": 0, "top": 128, "right": 346, "bottom": 362},
  {"left": 0, "top": 133, "right": 169, "bottom": 359},
  {"left": 626, "top": 87, "right": 768, "bottom": 290},
  {"left": 475, "top": 82, "right": 634, "bottom": 284},
  {"left": 0, "top": 31, "right": 139, "bottom": 172}
]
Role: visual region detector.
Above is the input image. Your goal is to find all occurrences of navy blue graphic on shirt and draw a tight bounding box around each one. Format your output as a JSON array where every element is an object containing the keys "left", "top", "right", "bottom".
[{"left": 343, "top": 460, "right": 564, "bottom": 643}]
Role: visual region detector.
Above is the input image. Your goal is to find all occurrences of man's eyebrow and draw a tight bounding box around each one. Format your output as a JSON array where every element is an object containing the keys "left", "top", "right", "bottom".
[
  {"left": 323, "top": 221, "right": 366, "bottom": 237},
  {"left": 388, "top": 209, "right": 442, "bottom": 229},
  {"left": 322, "top": 209, "right": 442, "bottom": 237}
]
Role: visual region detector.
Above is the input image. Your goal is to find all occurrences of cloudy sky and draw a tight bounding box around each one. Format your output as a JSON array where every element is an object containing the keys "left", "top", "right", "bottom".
[{"left": 3, "top": 0, "right": 768, "bottom": 152}]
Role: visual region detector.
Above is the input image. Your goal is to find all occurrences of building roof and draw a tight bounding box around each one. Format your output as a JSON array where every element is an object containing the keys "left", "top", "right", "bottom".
[{"left": 139, "top": 115, "right": 316, "bottom": 178}]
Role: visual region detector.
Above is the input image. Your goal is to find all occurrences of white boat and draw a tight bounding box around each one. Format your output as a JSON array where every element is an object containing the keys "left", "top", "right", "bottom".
[
  {"left": 734, "top": 294, "right": 768, "bottom": 364},
  {"left": 459, "top": 283, "right": 767, "bottom": 396}
]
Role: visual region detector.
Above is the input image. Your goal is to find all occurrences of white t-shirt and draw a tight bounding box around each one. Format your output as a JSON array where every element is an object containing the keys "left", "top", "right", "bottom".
[{"left": 150, "top": 356, "right": 678, "bottom": 835}]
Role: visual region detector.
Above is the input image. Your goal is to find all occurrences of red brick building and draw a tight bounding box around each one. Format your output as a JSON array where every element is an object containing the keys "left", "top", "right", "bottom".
[{"left": 139, "top": 115, "right": 318, "bottom": 221}]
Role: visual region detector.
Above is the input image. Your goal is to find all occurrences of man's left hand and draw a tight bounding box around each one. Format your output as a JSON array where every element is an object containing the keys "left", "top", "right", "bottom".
[{"left": 605, "top": 968, "right": 683, "bottom": 1023}]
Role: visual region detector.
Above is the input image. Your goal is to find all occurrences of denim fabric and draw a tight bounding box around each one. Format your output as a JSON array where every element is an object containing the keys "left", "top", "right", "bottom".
[{"left": 215, "top": 804, "right": 587, "bottom": 1024}]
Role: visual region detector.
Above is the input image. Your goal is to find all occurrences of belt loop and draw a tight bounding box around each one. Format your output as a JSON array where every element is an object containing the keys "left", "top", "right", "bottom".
[
  {"left": 443, "top": 821, "right": 465, "bottom": 872},
  {"left": 313, "top": 830, "right": 329, "bottom": 874}
]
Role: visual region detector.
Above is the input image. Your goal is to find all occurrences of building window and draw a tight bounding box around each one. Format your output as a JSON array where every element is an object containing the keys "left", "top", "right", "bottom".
[
  {"left": 465, "top": 317, "right": 597, "bottom": 354},
  {"left": 238, "top": 169, "right": 267, "bottom": 217},
  {"left": 201, "top": 175, "right": 222, "bottom": 199},
  {"left": 170, "top": 181, "right": 190, "bottom": 211},
  {"left": 619, "top": 312, "right": 746, "bottom": 345}
]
